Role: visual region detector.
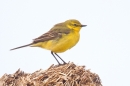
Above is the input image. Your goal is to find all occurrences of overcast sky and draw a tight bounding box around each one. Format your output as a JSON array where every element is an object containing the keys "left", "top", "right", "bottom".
[{"left": 0, "top": 0, "right": 130, "bottom": 86}]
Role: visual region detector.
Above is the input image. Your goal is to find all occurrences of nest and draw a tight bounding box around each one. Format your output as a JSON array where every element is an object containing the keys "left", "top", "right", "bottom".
[{"left": 0, "top": 62, "right": 102, "bottom": 86}]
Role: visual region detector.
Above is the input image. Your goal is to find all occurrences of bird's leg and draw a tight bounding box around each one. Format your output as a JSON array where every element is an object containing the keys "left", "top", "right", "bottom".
[
  {"left": 51, "top": 51, "right": 61, "bottom": 65},
  {"left": 54, "top": 53, "right": 66, "bottom": 64}
]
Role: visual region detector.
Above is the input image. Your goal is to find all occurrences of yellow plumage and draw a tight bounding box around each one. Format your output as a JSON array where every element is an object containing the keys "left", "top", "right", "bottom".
[{"left": 32, "top": 31, "right": 79, "bottom": 53}]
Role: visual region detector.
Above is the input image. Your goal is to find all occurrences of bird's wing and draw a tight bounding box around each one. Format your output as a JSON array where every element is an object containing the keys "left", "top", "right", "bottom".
[{"left": 33, "top": 27, "right": 71, "bottom": 43}]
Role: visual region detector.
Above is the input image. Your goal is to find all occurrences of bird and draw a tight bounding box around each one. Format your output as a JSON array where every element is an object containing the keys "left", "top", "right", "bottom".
[{"left": 10, "top": 19, "right": 87, "bottom": 64}]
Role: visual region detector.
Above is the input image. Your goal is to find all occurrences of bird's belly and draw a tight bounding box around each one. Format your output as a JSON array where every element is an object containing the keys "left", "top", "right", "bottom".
[{"left": 50, "top": 32, "right": 80, "bottom": 53}]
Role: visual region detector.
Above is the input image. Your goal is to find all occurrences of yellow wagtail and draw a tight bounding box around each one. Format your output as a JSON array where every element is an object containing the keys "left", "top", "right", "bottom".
[{"left": 10, "top": 19, "right": 87, "bottom": 64}]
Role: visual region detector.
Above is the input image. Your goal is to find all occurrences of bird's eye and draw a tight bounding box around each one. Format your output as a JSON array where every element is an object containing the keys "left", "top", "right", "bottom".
[{"left": 73, "top": 24, "right": 77, "bottom": 26}]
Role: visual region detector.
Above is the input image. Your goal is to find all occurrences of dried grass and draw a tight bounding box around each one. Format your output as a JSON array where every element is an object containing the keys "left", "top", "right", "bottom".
[{"left": 0, "top": 62, "right": 102, "bottom": 86}]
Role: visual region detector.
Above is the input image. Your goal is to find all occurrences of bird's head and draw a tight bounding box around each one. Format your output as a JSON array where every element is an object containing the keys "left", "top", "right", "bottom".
[{"left": 65, "top": 19, "right": 87, "bottom": 32}]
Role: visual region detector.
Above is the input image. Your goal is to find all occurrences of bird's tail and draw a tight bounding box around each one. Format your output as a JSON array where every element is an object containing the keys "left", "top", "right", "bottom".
[{"left": 10, "top": 43, "right": 33, "bottom": 50}]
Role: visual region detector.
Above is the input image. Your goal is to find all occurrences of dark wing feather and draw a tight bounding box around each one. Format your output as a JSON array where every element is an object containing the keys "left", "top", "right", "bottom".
[
  {"left": 33, "top": 27, "right": 71, "bottom": 44},
  {"left": 33, "top": 30, "right": 57, "bottom": 43}
]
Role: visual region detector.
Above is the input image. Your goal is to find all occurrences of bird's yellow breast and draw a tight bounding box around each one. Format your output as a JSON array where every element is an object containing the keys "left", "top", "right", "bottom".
[{"left": 33, "top": 31, "right": 80, "bottom": 53}]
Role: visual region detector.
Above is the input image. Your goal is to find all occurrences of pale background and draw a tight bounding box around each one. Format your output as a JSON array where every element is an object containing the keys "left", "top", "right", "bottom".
[{"left": 0, "top": 0, "right": 130, "bottom": 86}]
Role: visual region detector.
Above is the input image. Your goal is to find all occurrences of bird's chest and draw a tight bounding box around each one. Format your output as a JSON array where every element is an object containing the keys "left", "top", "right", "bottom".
[
  {"left": 66, "top": 32, "right": 80, "bottom": 46},
  {"left": 59, "top": 31, "right": 80, "bottom": 49}
]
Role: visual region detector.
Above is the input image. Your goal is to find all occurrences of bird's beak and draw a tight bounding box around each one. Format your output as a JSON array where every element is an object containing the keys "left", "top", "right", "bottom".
[{"left": 81, "top": 25, "right": 87, "bottom": 27}]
